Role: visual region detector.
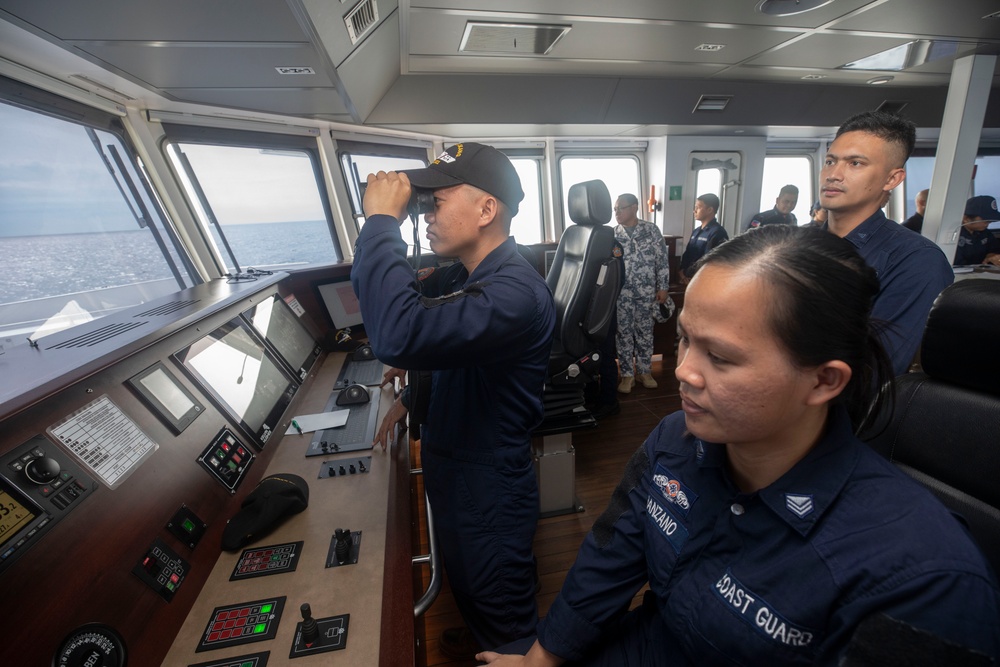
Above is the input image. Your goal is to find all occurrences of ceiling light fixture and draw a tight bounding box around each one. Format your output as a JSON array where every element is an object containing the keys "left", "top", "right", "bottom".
[
  {"left": 756, "top": 0, "right": 835, "bottom": 17},
  {"left": 866, "top": 76, "right": 894, "bottom": 85},
  {"left": 800, "top": 74, "right": 827, "bottom": 80},
  {"left": 695, "top": 44, "right": 726, "bottom": 52}
]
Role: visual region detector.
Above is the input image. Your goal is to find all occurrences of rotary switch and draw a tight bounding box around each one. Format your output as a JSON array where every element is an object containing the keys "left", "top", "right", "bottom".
[{"left": 24, "top": 455, "right": 61, "bottom": 485}]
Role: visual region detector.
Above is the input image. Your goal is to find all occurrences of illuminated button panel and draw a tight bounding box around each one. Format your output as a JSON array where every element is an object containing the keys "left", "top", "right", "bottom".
[
  {"left": 229, "top": 541, "right": 302, "bottom": 581},
  {"left": 132, "top": 537, "right": 189, "bottom": 602},
  {"left": 197, "top": 428, "right": 255, "bottom": 493},
  {"left": 196, "top": 597, "right": 285, "bottom": 653}
]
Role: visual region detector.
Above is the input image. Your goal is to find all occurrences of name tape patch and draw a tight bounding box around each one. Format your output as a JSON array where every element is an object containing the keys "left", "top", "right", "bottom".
[
  {"left": 713, "top": 569, "right": 816, "bottom": 649},
  {"left": 645, "top": 497, "right": 688, "bottom": 554}
]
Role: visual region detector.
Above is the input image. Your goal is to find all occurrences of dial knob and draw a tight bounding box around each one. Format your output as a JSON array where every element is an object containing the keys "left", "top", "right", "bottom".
[
  {"left": 53, "top": 624, "right": 127, "bottom": 667},
  {"left": 24, "top": 456, "right": 61, "bottom": 484}
]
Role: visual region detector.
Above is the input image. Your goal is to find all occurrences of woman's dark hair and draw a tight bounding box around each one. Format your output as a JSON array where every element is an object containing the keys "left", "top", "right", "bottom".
[{"left": 693, "top": 224, "right": 893, "bottom": 431}]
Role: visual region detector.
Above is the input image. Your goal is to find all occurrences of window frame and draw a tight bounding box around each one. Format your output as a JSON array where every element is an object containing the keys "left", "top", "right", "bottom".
[{"left": 161, "top": 123, "right": 344, "bottom": 271}]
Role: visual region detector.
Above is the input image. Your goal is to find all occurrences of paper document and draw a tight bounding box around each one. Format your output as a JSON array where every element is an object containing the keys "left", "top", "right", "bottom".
[{"left": 286, "top": 410, "right": 350, "bottom": 434}]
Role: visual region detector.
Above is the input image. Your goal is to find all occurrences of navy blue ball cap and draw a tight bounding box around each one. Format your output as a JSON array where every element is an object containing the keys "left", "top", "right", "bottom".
[
  {"left": 965, "top": 195, "right": 1000, "bottom": 221},
  {"left": 403, "top": 143, "right": 524, "bottom": 215}
]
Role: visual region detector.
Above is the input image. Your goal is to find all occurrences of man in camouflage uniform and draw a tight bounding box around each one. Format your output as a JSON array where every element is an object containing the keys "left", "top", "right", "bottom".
[{"left": 613, "top": 193, "right": 670, "bottom": 393}]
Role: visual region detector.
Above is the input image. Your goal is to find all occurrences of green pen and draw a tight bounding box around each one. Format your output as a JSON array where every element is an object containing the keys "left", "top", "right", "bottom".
[{"left": 292, "top": 419, "right": 303, "bottom": 435}]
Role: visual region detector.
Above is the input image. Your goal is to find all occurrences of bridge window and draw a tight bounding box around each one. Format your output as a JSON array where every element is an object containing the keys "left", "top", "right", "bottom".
[
  {"left": 760, "top": 156, "right": 813, "bottom": 226},
  {"left": 0, "top": 77, "right": 194, "bottom": 346},
  {"left": 338, "top": 141, "right": 428, "bottom": 253},
  {"left": 508, "top": 157, "right": 543, "bottom": 245},
  {"left": 165, "top": 128, "right": 340, "bottom": 274},
  {"left": 559, "top": 155, "right": 642, "bottom": 231}
]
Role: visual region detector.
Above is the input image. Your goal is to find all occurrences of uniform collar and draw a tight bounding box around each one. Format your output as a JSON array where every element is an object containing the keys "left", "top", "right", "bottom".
[
  {"left": 756, "top": 407, "right": 861, "bottom": 536},
  {"left": 467, "top": 236, "right": 517, "bottom": 282},
  {"left": 695, "top": 407, "right": 862, "bottom": 536},
  {"left": 843, "top": 209, "right": 889, "bottom": 250}
]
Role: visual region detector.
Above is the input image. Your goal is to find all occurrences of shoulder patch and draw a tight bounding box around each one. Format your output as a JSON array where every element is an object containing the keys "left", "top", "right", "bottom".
[{"left": 416, "top": 267, "right": 436, "bottom": 281}]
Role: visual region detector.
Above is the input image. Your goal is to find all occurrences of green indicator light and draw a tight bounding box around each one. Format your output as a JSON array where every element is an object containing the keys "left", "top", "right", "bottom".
[
  {"left": 241, "top": 662, "right": 254, "bottom": 667},
  {"left": 182, "top": 518, "right": 195, "bottom": 532},
  {"left": 254, "top": 623, "right": 267, "bottom": 634},
  {"left": 260, "top": 603, "right": 273, "bottom": 613},
  {"left": 216, "top": 449, "right": 225, "bottom": 459}
]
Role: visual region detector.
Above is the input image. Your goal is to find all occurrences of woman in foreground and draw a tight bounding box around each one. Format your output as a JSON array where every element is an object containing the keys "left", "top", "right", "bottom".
[{"left": 479, "top": 225, "right": 1000, "bottom": 666}]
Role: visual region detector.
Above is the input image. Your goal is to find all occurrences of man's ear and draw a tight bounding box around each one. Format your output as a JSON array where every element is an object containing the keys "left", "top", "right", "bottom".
[
  {"left": 884, "top": 167, "right": 906, "bottom": 192},
  {"left": 478, "top": 195, "right": 500, "bottom": 229}
]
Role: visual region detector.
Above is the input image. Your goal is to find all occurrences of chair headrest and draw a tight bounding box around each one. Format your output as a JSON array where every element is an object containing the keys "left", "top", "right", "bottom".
[
  {"left": 920, "top": 279, "right": 1000, "bottom": 394},
  {"left": 568, "top": 180, "right": 612, "bottom": 227}
]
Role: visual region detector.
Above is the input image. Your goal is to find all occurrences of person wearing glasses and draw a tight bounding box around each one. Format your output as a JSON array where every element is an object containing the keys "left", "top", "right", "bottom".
[{"left": 612, "top": 193, "right": 670, "bottom": 394}]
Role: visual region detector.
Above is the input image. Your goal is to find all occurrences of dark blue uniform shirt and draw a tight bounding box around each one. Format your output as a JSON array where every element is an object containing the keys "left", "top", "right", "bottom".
[
  {"left": 844, "top": 209, "right": 953, "bottom": 375},
  {"left": 680, "top": 218, "right": 729, "bottom": 274},
  {"left": 746, "top": 207, "right": 796, "bottom": 231},
  {"left": 351, "top": 214, "right": 555, "bottom": 466},
  {"left": 954, "top": 226, "right": 1000, "bottom": 266},
  {"left": 537, "top": 408, "right": 1000, "bottom": 665}
]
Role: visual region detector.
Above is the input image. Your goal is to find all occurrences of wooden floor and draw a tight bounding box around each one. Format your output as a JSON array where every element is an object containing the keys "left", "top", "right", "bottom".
[{"left": 413, "top": 355, "right": 682, "bottom": 666}]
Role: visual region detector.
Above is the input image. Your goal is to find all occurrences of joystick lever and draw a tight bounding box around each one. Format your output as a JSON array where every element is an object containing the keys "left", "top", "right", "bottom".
[
  {"left": 334, "top": 528, "right": 351, "bottom": 565},
  {"left": 300, "top": 602, "right": 320, "bottom": 648}
]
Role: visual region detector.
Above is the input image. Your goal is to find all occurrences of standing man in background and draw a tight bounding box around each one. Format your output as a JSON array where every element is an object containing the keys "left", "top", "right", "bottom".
[
  {"left": 678, "top": 193, "right": 729, "bottom": 284},
  {"left": 745, "top": 184, "right": 798, "bottom": 231},
  {"left": 352, "top": 142, "right": 555, "bottom": 659},
  {"left": 613, "top": 193, "right": 670, "bottom": 393},
  {"left": 820, "top": 111, "right": 952, "bottom": 375},
  {"left": 902, "top": 188, "right": 928, "bottom": 233}
]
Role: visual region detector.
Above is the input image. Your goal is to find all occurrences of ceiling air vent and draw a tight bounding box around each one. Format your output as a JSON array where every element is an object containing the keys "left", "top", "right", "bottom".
[
  {"left": 460, "top": 22, "right": 571, "bottom": 55},
  {"left": 876, "top": 100, "right": 909, "bottom": 115},
  {"left": 693, "top": 95, "right": 732, "bottom": 112},
  {"left": 345, "top": 0, "right": 379, "bottom": 45}
]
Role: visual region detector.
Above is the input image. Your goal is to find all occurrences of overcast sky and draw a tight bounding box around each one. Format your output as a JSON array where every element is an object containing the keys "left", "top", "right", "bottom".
[{"left": 0, "top": 101, "right": 324, "bottom": 238}]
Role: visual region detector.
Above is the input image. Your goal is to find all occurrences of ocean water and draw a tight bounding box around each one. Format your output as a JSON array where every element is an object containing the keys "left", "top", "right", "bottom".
[{"left": 1, "top": 220, "right": 338, "bottom": 303}]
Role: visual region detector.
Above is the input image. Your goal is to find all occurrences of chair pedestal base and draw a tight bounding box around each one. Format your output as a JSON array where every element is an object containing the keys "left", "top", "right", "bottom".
[{"left": 532, "top": 432, "right": 584, "bottom": 517}]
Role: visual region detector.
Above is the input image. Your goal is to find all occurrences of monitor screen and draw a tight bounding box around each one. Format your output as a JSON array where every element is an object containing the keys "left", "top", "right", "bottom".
[
  {"left": 317, "top": 277, "right": 364, "bottom": 331},
  {"left": 173, "top": 318, "right": 297, "bottom": 449},
  {"left": 242, "top": 294, "right": 321, "bottom": 382},
  {"left": 0, "top": 480, "right": 40, "bottom": 552}
]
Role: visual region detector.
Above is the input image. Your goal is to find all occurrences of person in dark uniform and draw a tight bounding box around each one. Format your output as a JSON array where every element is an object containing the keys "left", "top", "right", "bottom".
[
  {"left": 954, "top": 194, "right": 1000, "bottom": 266},
  {"left": 477, "top": 225, "right": 1000, "bottom": 667},
  {"left": 804, "top": 200, "right": 827, "bottom": 228},
  {"left": 352, "top": 143, "right": 555, "bottom": 658},
  {"left": 744, "top": 184, "right": 798, "bottom": 231},
  {"left": 821, "top": 110, "right": 952, "bottom": 375},
  {"left": 679, "top": 193, "right": 728, "bottom": 284},
  {"left": 901, "top": 188, "right": 928, "bottom": 233}
]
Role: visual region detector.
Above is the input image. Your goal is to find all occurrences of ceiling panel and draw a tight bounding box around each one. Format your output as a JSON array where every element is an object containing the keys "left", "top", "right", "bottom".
[
  {"left": 409, "top": 0, "right": 875, "bottom": 29},
  {"left": 161, "top": 87, "right": 351, "bottom": 117},
  {"left": 746, "top": 33, "right": 914, "bottom": 68},
  {"left": 832, "top": 0, "right": 1000, "bottom": 39},
  {"left": 409, "top": 10, "right": 800, "bottom": 65},
  {"left": 0, "top": 0, "right": 308, "bottom": 42},
  {"left": 71, "top": 43, "right": 333, "bottom": 89},
  {"left": 408, "top": 55, "right": 727, "bottom": 78}
]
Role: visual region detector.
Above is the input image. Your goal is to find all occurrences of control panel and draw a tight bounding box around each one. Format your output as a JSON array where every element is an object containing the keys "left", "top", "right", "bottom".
[{"left": 0, "top": 434, "right": 96, "bottom": 574}]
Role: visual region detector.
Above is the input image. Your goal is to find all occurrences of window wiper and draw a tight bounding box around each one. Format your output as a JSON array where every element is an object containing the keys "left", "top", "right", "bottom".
[
  {"left": 86, "top": 127, "right": 145, "bottom": 228},
  {"left": 86, "top": 128, "right": 186, "bottom": 285}
]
